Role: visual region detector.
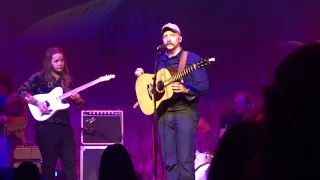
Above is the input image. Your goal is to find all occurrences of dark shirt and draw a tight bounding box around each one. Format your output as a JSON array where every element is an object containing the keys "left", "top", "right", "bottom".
[
  {"left": 156, "top": 49, "right": 209, "bottom": 114},
  {"left": 220, "top": 110, "right": 244, "bottom": 129},
  {"left": 0, "top": 93, "right": 26, "bottom": 117},
  {"left": 17, "top": 71, "right": 82, "bottom": 124}
]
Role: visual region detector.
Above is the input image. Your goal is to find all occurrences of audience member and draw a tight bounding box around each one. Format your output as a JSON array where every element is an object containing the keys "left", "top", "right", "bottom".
[
  {"left": 99, "top": 143, "right": 139, "bottom": 180},
  {"left": 262, "top": 43, "right": 320, "bottom": 179},
  {"left": 12, "top": 161, "right": 41, "bottom": 180},
  {"left": 207, "top": 120, "right": 264, "bottom": 180}
]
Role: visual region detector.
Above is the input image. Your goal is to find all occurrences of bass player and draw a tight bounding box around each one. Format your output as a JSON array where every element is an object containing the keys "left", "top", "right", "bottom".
[{"left": 17, "top": 47, "right": 84, "bottom": 180}]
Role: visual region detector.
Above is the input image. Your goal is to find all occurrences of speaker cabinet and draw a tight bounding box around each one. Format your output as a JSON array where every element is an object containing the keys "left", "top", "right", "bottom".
[{"left": 80, "top": 146, "right": 107, "bottom": 180}]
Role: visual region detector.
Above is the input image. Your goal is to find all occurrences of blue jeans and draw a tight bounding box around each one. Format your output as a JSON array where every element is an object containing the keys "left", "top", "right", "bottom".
[{"left": 158, "top": 109, "right": 199, "bottom": 180}]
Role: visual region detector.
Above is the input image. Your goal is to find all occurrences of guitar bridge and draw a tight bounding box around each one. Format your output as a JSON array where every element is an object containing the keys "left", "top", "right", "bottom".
[{"left": 147, "top": 84, "right": 153, "bottom": 100}]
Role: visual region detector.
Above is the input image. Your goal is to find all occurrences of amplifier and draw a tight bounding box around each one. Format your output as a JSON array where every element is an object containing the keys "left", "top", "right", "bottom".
[
  {"left": 80, "top": 146, "right": 107, "bottom": 180},
  {"left": 14, "top": 144, "right": 42, "bottom": 160},
  {"left": 81, "top": 110, "right": 123, "bottom": 145},
  {"left": 13, "top": 144, "right": 42, "bottom": 174}
]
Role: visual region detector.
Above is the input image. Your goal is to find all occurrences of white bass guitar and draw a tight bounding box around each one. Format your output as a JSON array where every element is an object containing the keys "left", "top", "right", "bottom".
[{"left": 28, "top": 74, "right": 115, "bottom": 121}]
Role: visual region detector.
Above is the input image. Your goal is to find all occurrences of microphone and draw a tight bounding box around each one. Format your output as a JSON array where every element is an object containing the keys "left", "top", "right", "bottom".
[{"left": 157, "top": 44, "right": 166, "bottom": 50}]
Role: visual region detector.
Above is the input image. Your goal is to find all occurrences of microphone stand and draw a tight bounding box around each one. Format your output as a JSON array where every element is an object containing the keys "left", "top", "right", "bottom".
[{"left": 152, "top": 46, "right": 163, "bottom": 180}]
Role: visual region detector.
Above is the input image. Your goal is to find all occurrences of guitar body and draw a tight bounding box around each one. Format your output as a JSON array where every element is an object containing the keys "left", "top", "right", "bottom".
[
  {"left": 28, "top": 87, "right": 70, "bottom": 121},
  {"left": 134, "top": 57, "right": 215, "bottom": 115},
  {"left": 135, "top": 68, "right": 177, "bottom": 115}
]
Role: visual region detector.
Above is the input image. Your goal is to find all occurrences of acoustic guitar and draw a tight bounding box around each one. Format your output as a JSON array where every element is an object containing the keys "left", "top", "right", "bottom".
[{"left": 135, "top": 57, "right": 215, "bottom": 115}]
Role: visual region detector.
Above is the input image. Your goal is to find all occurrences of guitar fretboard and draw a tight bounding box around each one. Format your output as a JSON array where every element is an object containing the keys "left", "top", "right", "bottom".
[
  {"left": 59, "top": 79, "right": 101, "bottom": 100},
  {"left": 164, "top": 64, "right": 197, "bottom": 86}
]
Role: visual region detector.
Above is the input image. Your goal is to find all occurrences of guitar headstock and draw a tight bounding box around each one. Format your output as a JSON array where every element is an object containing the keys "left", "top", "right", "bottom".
[
  {"left": 195, "top": 57, "right": 215, "bottom": 69},
  {"left": 99, "top": 74, "right": 116, "bottom": 82}
]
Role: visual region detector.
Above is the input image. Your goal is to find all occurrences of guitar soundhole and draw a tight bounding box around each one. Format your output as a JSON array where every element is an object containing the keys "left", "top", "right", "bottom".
[
  {"left": 156, "top": 81, "right": 164, "bottom": 93},
  {"left": 154, "top": 81, "right": 165, "bottom": 101}
]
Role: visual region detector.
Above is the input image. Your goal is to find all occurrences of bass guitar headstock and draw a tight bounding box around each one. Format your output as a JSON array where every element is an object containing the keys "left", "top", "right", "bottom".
[{"left": 99, "top": 74, "right": 116, "bottom": 82}]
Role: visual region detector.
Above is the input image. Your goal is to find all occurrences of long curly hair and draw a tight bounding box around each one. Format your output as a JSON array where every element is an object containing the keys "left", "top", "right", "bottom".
[{"left": 42, "top": 47, "right": 72, "bottom": 89}]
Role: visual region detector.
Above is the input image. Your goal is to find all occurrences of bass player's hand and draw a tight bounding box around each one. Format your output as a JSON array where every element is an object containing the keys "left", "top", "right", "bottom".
[
  {"left": 36, "top": 101, "right": 49, "bottom": 114},
  {"left": 135, "top": 68, "right": 144, "bottom": 77}
]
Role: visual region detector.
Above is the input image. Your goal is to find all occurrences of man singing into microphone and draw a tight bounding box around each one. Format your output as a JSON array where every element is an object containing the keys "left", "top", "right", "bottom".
[{"left": 135, "top": 23, "right": 209, "bottom": 180}]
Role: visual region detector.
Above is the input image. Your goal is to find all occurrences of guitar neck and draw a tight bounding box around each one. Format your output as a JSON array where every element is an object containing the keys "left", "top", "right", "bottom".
[
  {"left": 164, "top": 64, "right": 198, "bottom": 86},
  {"left": 59, "top": 78, "right": 101, "bottom": 100}
]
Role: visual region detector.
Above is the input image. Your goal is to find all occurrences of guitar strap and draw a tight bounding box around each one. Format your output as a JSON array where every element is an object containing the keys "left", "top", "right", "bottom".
[{"left": 178, "top": 51, "right": 188, "bottom": 73}]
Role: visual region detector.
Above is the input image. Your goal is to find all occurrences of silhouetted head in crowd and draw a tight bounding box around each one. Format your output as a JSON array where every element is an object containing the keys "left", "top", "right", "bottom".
[
  {"left": 99, "top": 143, "right": 138, "bottom": 180},
  {"left": 278, "top": 41, "right": 305, "bottom": 60},
  {"left": 263, "top": 43, "right": 320, "bottom": 179},
  {"left": 265, "top": 42, "right": 320, "bottom": 130},
  {"left": 234, "top": 92, "right": 252, "bottom": 114},
  {"left": 207, "top": 120, "right": 265, "bottom": 180},
  {"left": 12, "top": 161, "right": 41, "bottom": 180}
]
